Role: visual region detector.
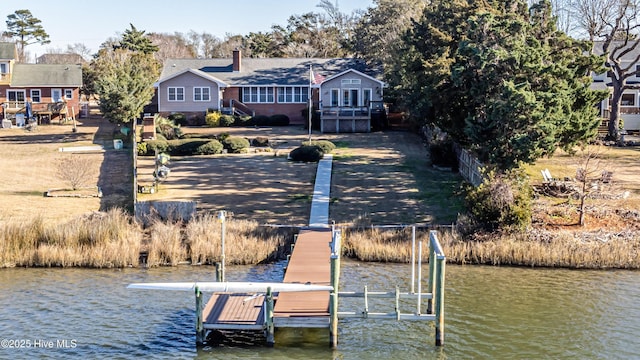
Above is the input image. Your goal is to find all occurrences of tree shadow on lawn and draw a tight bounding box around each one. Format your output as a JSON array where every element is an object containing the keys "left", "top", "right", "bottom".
[
  {"left": 139, "top": 155, "right": 318, "bottom": 226},
  {"left": 330, "top": 152, "right": 463, "bottom": 225}
]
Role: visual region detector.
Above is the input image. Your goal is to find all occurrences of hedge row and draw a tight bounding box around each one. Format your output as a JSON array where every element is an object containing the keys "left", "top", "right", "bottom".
[
  {"left": 141, "top": 139, "right": 225, "bottom": 156},
  {"left": 202, "top": 112, "right": 290, "bottom": 127}
]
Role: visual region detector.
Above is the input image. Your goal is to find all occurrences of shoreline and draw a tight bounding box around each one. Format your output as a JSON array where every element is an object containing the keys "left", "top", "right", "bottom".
[{"left": 2, "top": 210, "right": 638, "bottom": 270}]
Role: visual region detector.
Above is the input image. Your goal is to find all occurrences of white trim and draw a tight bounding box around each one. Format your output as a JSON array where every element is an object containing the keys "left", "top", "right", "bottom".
[
  {"left": 30, "top": 89, "right": 42, "bottom": 103},
  {"left": 242, "top": 86, "right": 275, "bottom": 103},
  {"left": 321, "top": 68, "right": 385, "bottom": 87},
  {"left": 277, "top": 86, "right": 308, "bottom": 103},
  {"left": 193, "top": 86, "right": 211, "bottom": 102},
  {"left": 168, "top": 87, "right": 185, "bottom": 102},
  {"left": 52, "top": 88, "right": 63, "bottom": 102},
  {"left": 158, "top": 68, "right": 228, "bottom": 88}
]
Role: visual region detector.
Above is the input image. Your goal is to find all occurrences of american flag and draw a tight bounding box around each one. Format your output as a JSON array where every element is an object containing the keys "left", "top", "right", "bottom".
[{"left": 310, "top": 65, "right": 325, "bottom": 85}]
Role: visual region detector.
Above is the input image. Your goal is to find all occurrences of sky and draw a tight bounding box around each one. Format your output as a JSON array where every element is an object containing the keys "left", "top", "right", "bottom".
[{"left": 3, "top": 0, "right": 374, "bottom": 62}]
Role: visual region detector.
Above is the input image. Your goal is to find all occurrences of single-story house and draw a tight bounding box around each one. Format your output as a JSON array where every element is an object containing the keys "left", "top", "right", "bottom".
[
  {"left": 156, "top": 50, "right": 386, "bottom": 132},
  {"left": 0, "top": 42, "right": 82, "bottom": 125},
  {"left": 592, "top": 40, "right": 640, "bottom": 132}
]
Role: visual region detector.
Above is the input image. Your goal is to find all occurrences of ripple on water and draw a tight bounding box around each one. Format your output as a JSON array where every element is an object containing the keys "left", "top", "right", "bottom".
[{"left": 0, "top": 262, "right": 638, "bottom": 359}]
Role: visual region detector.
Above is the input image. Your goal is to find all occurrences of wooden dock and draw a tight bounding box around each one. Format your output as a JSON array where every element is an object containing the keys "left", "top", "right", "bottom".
[
  {"left": 200, "top": 228, "right": 334, "bottom": 339},
  {"left": 273, "top": 229, "right": 332, "bottom": 328}
]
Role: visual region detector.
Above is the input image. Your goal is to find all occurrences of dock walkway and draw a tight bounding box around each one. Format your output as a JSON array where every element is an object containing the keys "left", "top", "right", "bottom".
[{"left": 202, "top": 154, "right": 335, "bottom": 333}]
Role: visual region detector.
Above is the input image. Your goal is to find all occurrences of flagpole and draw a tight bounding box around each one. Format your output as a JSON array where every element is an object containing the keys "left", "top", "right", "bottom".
[{"left": 308, "top": 65, "right": 313, "bottom": 142}]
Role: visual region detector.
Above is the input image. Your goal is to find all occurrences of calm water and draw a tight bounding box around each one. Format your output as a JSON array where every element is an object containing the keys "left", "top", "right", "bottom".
[{"left": 0, "top": 261, "right": 639, "bottom": 359}]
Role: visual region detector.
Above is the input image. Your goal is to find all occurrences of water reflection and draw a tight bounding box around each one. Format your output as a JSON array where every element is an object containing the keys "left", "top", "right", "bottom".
[{"left": 0, "top": 262, "right": 638, "bottom": 359}]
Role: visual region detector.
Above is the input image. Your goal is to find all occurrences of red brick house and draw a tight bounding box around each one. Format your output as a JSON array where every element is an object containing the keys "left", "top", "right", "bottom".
[
  {"left": 0, "top": 42, "right": 82, "bottom": 125},
  {"left": 156, "top": 50, "right": 385, "bottom": 132}
]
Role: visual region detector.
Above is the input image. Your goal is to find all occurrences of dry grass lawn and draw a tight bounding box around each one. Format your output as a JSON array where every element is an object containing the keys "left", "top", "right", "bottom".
[{"left": 2, "top": 120, "right": 638, "bottom": 233}]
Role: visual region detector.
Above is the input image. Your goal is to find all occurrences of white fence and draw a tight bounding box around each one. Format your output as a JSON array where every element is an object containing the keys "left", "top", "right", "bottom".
[{"left": 457, "top": 148, "right": 484, "bottom": 187}]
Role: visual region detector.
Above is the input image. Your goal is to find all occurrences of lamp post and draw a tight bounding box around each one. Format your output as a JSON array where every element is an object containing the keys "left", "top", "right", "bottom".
[{"left": 218, "top": 210, "right": 226, "bottom": 282}]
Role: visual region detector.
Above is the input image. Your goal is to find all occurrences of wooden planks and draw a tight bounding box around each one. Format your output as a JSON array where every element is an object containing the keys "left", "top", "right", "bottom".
[
  {"left": 203, "top": 293, "right": 265, "bottom": 330},
  {"left": 274, "top": 229, "right": 332, "bottom": 325}
]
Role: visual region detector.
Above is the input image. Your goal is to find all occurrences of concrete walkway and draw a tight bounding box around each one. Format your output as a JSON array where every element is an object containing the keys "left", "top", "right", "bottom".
[{"left": 308, "top": 154, "right": 333, "bottom": 228}]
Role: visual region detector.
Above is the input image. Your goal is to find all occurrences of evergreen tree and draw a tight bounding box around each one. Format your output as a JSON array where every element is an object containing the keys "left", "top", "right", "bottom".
[
  {"left": 115, "top": 24, "right": 159, "bottom": 54},
  {"left": 93, "top": 25, "right": 160, "bottom": 125},
  {"left": 399, "top": 0, "right": 606, "bottom": 170},
  {"left": 3, "top": 9, "right": 50, "bottom": 62}
]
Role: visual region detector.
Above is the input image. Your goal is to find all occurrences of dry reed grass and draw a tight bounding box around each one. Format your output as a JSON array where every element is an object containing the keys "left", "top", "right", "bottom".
[
  {"left": 0, "top": 209, "right": 142, "bottom": 268},
  {"left": 0, "top": 209, "right": 293, "bottom": 268},
  {"left": 343, "top": 228, "right": 640, "bottom": 269}
]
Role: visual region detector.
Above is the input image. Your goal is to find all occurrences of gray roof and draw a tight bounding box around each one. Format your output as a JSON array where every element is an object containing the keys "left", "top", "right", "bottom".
[
  {"left": 160, "top": 57, "right": 377, "bottom": 86},
  {"left": 0, "top": 42, "right": 17, "bottom": 60},
  {"left": 11, "top": 64, "right": 82, "bottom": 87}
]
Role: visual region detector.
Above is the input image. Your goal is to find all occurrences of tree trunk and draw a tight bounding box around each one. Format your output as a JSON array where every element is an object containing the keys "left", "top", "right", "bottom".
[{"left": 608, "top": 80, "right": 623, "bottom": 141}]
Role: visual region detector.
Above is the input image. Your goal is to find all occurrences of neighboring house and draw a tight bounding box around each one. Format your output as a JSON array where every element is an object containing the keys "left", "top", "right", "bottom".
[
  {"left": 156, "top": 50, "right": 385, "bottom": 132},
  {"left": 592, "top": 41, "right": 640, "bottom": 133},
  {"left": 36, "top": 53, "right": 86, "bottom": 65},
  {"left": 0, "top": 42, "right": 82, "bottom": 125}
]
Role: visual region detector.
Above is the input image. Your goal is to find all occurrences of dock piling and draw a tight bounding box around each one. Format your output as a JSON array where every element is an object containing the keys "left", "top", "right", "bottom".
[
  {"left": 195, "top": 286, "right": 205, "bottom": 346},
  {"left": 265, "top": 287, "right": 275, "bottom": 347}
]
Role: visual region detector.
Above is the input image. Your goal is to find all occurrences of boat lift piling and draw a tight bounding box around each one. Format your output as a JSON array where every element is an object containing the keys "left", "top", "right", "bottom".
[{"left": 335, "top": 228, "right": 446, "bottom": 347}]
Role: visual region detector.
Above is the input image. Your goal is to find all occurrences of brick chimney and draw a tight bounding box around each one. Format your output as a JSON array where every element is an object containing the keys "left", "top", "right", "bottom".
[{"left": 232, "top": 49, "right": 241, "bottom": 72}]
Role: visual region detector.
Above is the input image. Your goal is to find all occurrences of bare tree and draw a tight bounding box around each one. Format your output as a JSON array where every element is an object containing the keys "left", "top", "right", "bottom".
[
  {"left": 56, "top": 155, "right": 97, "bottom": 190},
  {"left": 597, "top": 0, "right": 640, "bottom": 141},
  {"left": 573, "top": 146, "right": 615, "bottom": 226},
  {"left": 571, "top": 0, "right": 640, "bottom": 140}
]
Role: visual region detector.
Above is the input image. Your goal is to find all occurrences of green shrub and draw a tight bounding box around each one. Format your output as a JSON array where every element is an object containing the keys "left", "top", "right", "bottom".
[
  {"left": 205, "top": 111, "right": 221, "bottom": 127},
  {"left": 234, "top": 115, "right": 254, "bottom": 126},
  {"left": 168, "top": 139, "right": 210, "bottom": 156},
  {"left": 195, "top": 140, "right": 224, "bottom": 155},
  {"left": 269, "top": 114, "right": 290, "bottom": 126},
  {"left": 220, "top": 114, "right": 235, "bottom": 127},
  {"left": 168, "top": 113, "right": 187, "bottom": 126},
  {"left": 145, "top": 139, "right": 169, "bottom": 155},
  {"left": 252, "top": 136, "right": 270, "bottom": 147},
  {"left": 222, "top": 136, "right": 250, "bottom": 153},
  {"left": 289, "top": 145, "right": 324, "bottom": 162},
  {"left": 137, "top": 142, "right": 147, "bottom": 156},
  {"left": 463, "top": 169, "right": 532, "bottom": 233},
  {"left": 302, "top": 140, "right": 335, "bottom": 154},
  {"left": 156, "top": 116, "right": 183, "bottom": 140},
  {"left": 252, "top": 115, "right": 270, "bottom": 126},
  {"left": 217, "top": 132, "right": 230, "bottom": 142},
  {"left": 154, "top": 133, "right": 167, "bottom": 141}
]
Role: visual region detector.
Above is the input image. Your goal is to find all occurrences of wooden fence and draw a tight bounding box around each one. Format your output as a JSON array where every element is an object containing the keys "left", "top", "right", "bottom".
[{"left": 457, "top": 148, "right": 484, "bottom": 187}]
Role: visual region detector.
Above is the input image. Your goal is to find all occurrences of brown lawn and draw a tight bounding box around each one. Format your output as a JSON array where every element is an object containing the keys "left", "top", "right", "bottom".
[{"left": 2, "top": 119, "right": 638, "bottom": 232}]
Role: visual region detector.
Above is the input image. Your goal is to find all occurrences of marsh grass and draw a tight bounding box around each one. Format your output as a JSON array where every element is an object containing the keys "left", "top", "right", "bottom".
[
  {"left": 343, "top": 228, "right": 640, "bottom": 269},
  {"left": 0, "top": 209, "right": 142, "bottom": 268}
]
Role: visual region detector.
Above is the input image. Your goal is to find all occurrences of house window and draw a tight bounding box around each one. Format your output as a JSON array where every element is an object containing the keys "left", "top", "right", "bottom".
[
  {"left": 330, "top": 89, "right": 339, "bottom": 107},
  {"left": 363, "top": 89, "right": 372, "bottom": 107},
  {"left": 64, "top": 89, "right": 73, "bottom": 100},
  {"left": 168, "top": 87, "right": 184, "bottom": 102},
  {"left": 621, "top": 93, "right": 636, "bottom": 106},
  {"left": 277, "top": 86, "right": 308, "bottom": 103},
  {"left": 7, "top": 90, "right": 26, "bottom": 103},
  {"left": 52, "top": 89, "right": 63, "bottom": 102},
  {"left": 0, "top": 63, "right": 7, "bottom": 74},
  {"left": 636, "top": 65, "right": 640, "bottom": 78},
  {"left": 194, "top": 87, "right": 210, "bottom": 101},
  {"left": 242, "top": 87, "right": 274, "bottom": 103},
  {"left": 30, "top": 90, "right": 41, "bottom": 103},
  {"left": 341, "top": 79, "right": 361, "bottom": 86}
]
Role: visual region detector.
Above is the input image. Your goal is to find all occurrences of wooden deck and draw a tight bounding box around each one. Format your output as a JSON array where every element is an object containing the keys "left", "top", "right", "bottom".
[
  {"left": 203, "top": 293, "right": 265, "bottom": 330},
  {"left": 273, "top": 229, "right": 332, "bottom": 328},
  {"left": 200, "top": 229, "right": 333, "bottom": 331}
]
